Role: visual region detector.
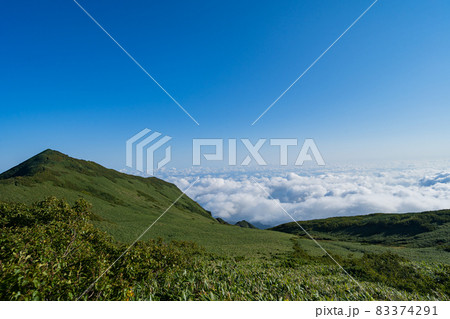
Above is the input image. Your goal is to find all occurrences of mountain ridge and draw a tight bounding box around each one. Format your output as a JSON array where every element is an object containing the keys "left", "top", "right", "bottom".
[
  {"left": 235, "top": 220, "right": 258, "bottom": 229},
  {"left": 0, "top": 149, "right": 213, "bottom": 218},
  {"left": 270, "top": 210, "right": 450, "bottom": 249},
  {"left": 0, "top": 149, "right": 295, "bottom": 257}
]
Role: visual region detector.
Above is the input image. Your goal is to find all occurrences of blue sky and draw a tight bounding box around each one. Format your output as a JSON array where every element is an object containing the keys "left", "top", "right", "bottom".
[{"left": 1, "top": 0, "right": 450, "bottom": 173}]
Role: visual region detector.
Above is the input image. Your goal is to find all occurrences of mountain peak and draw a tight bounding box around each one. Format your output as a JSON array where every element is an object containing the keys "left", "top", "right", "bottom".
[
  {"left": 0, "top": 149, "right": 63, "bottom": 180},
  {"left": 0, "top": 149, "right": 126, "bottom": 182},
  {"left": 235, "top": 220, "right": 258, "bottom": 229},
  {"left": 40, "top": 148, "right": 65, "bottom": 156},
  {"left": 0, "top": 149, "right": 214, "bottom": 221}
]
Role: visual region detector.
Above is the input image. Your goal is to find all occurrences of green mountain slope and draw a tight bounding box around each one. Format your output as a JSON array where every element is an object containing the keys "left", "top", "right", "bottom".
[
  {"left": 271, "top": 210, "right": 450, "bottom": 249},
  {"left": 0, "top": 150, "right": 293, "bottom": 257},
  {"left": 235, "top": 220, "right": 258, "bottom": 229},
  {"left": 216, "top": 217, "right": 231, "bottom": 225}
]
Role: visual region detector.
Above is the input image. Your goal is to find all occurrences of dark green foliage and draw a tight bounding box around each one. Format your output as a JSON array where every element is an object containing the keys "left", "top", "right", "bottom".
[
  {"left": 0, "top": 198, "right": 203, "bottom": 300},
  {"left": 344, "top": 252, "right": 450, "bottom": 298},
  {"left": 271, "top": 210, "right": 450, "bottom": 248},
  {"left": 280, "top": 237, "right": 336, "bottom": 267},
  {"left": 279, "top": 239, "right": 449, "bottom": 300},
  {"left": 216, "top": 218, "right": 231, "bottom": 225}
]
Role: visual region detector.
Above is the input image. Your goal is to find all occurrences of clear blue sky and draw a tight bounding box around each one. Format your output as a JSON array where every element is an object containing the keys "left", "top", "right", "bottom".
[{"left": 1, "top": 0, "right": 450, "bottom": 172}]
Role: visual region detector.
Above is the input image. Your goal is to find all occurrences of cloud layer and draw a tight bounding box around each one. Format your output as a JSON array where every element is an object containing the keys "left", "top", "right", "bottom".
[{"left": 166, "top": 165, "right": 450, "bottom": 227}]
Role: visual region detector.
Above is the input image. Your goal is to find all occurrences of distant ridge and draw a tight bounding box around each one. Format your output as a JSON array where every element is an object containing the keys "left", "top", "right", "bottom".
[
  {"left": 216, "top": 217, "right": 231, "bottom": 225},
  {"left": 215, "top": 217, "right": 260, "bottom": 229},
  {"left": 270, "top": 210, "right": 450, "bottom": 248},
  {"left": 235, "top": 220, "right": 258, "bottom": 229}
]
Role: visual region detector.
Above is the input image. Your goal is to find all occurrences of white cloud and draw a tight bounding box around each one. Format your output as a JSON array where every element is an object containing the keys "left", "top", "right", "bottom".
[{"left": 166, "top": 164, "right": 450, "bottom": 227}]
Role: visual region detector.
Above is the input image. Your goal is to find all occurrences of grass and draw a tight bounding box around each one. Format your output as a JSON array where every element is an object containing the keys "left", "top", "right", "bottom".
[
  {"left": 270, "top": 209, "right": 450, "bottom": 261},
  {"left": 1, "top": 198, "right": 448, "bottom": 301}
]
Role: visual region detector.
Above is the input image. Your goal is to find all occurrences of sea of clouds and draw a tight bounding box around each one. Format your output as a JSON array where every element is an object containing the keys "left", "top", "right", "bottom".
[{"left": 159, "top": 161, "right": 450, "bottom": 228}]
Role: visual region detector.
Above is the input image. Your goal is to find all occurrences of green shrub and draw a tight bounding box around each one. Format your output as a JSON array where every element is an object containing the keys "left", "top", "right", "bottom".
[
  {"left": 0, "top": 197, "right": 202, "bottom": 300},
  {"left": 344, "top": 252, "right": 449, "bottom": 297}
]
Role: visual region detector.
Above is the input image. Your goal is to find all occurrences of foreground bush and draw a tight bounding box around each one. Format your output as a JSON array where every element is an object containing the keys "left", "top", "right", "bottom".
[{"left": 0, "top": 198, "right": 202, "bottom": 300}]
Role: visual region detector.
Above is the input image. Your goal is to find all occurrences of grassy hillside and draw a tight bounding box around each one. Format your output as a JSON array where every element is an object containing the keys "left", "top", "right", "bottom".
[
  {"left": 0, "top": 150, "right": 294, "bottom": 257},
  {"left": 1, "top": 198, "right": 448, "bottom": 300},
  {"left": 271, "top": 210, "right": 450, "bottom": 253}
]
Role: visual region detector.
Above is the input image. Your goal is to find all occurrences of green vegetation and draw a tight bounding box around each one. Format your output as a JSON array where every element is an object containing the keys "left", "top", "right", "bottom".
[
  {"left": 343, "top": 252, "right": 449, "bottom": 298},
  {"left": 235, "top": 220, "right": 258, "bottom": 229},
  {"left": 0, "top": 150, "right": 449, "bottom": 300},
  {"left": 1, "top": 198, "right": 448, "bottom": 301},
  {"left": 271, "top": 210, "right": 450, "bottom": 250},
  {"left": 0, "top": 198, "right": 204, "bottom": 300},
  {"left": 216, "top": 217, "right": 231, "bottom": 225}
]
